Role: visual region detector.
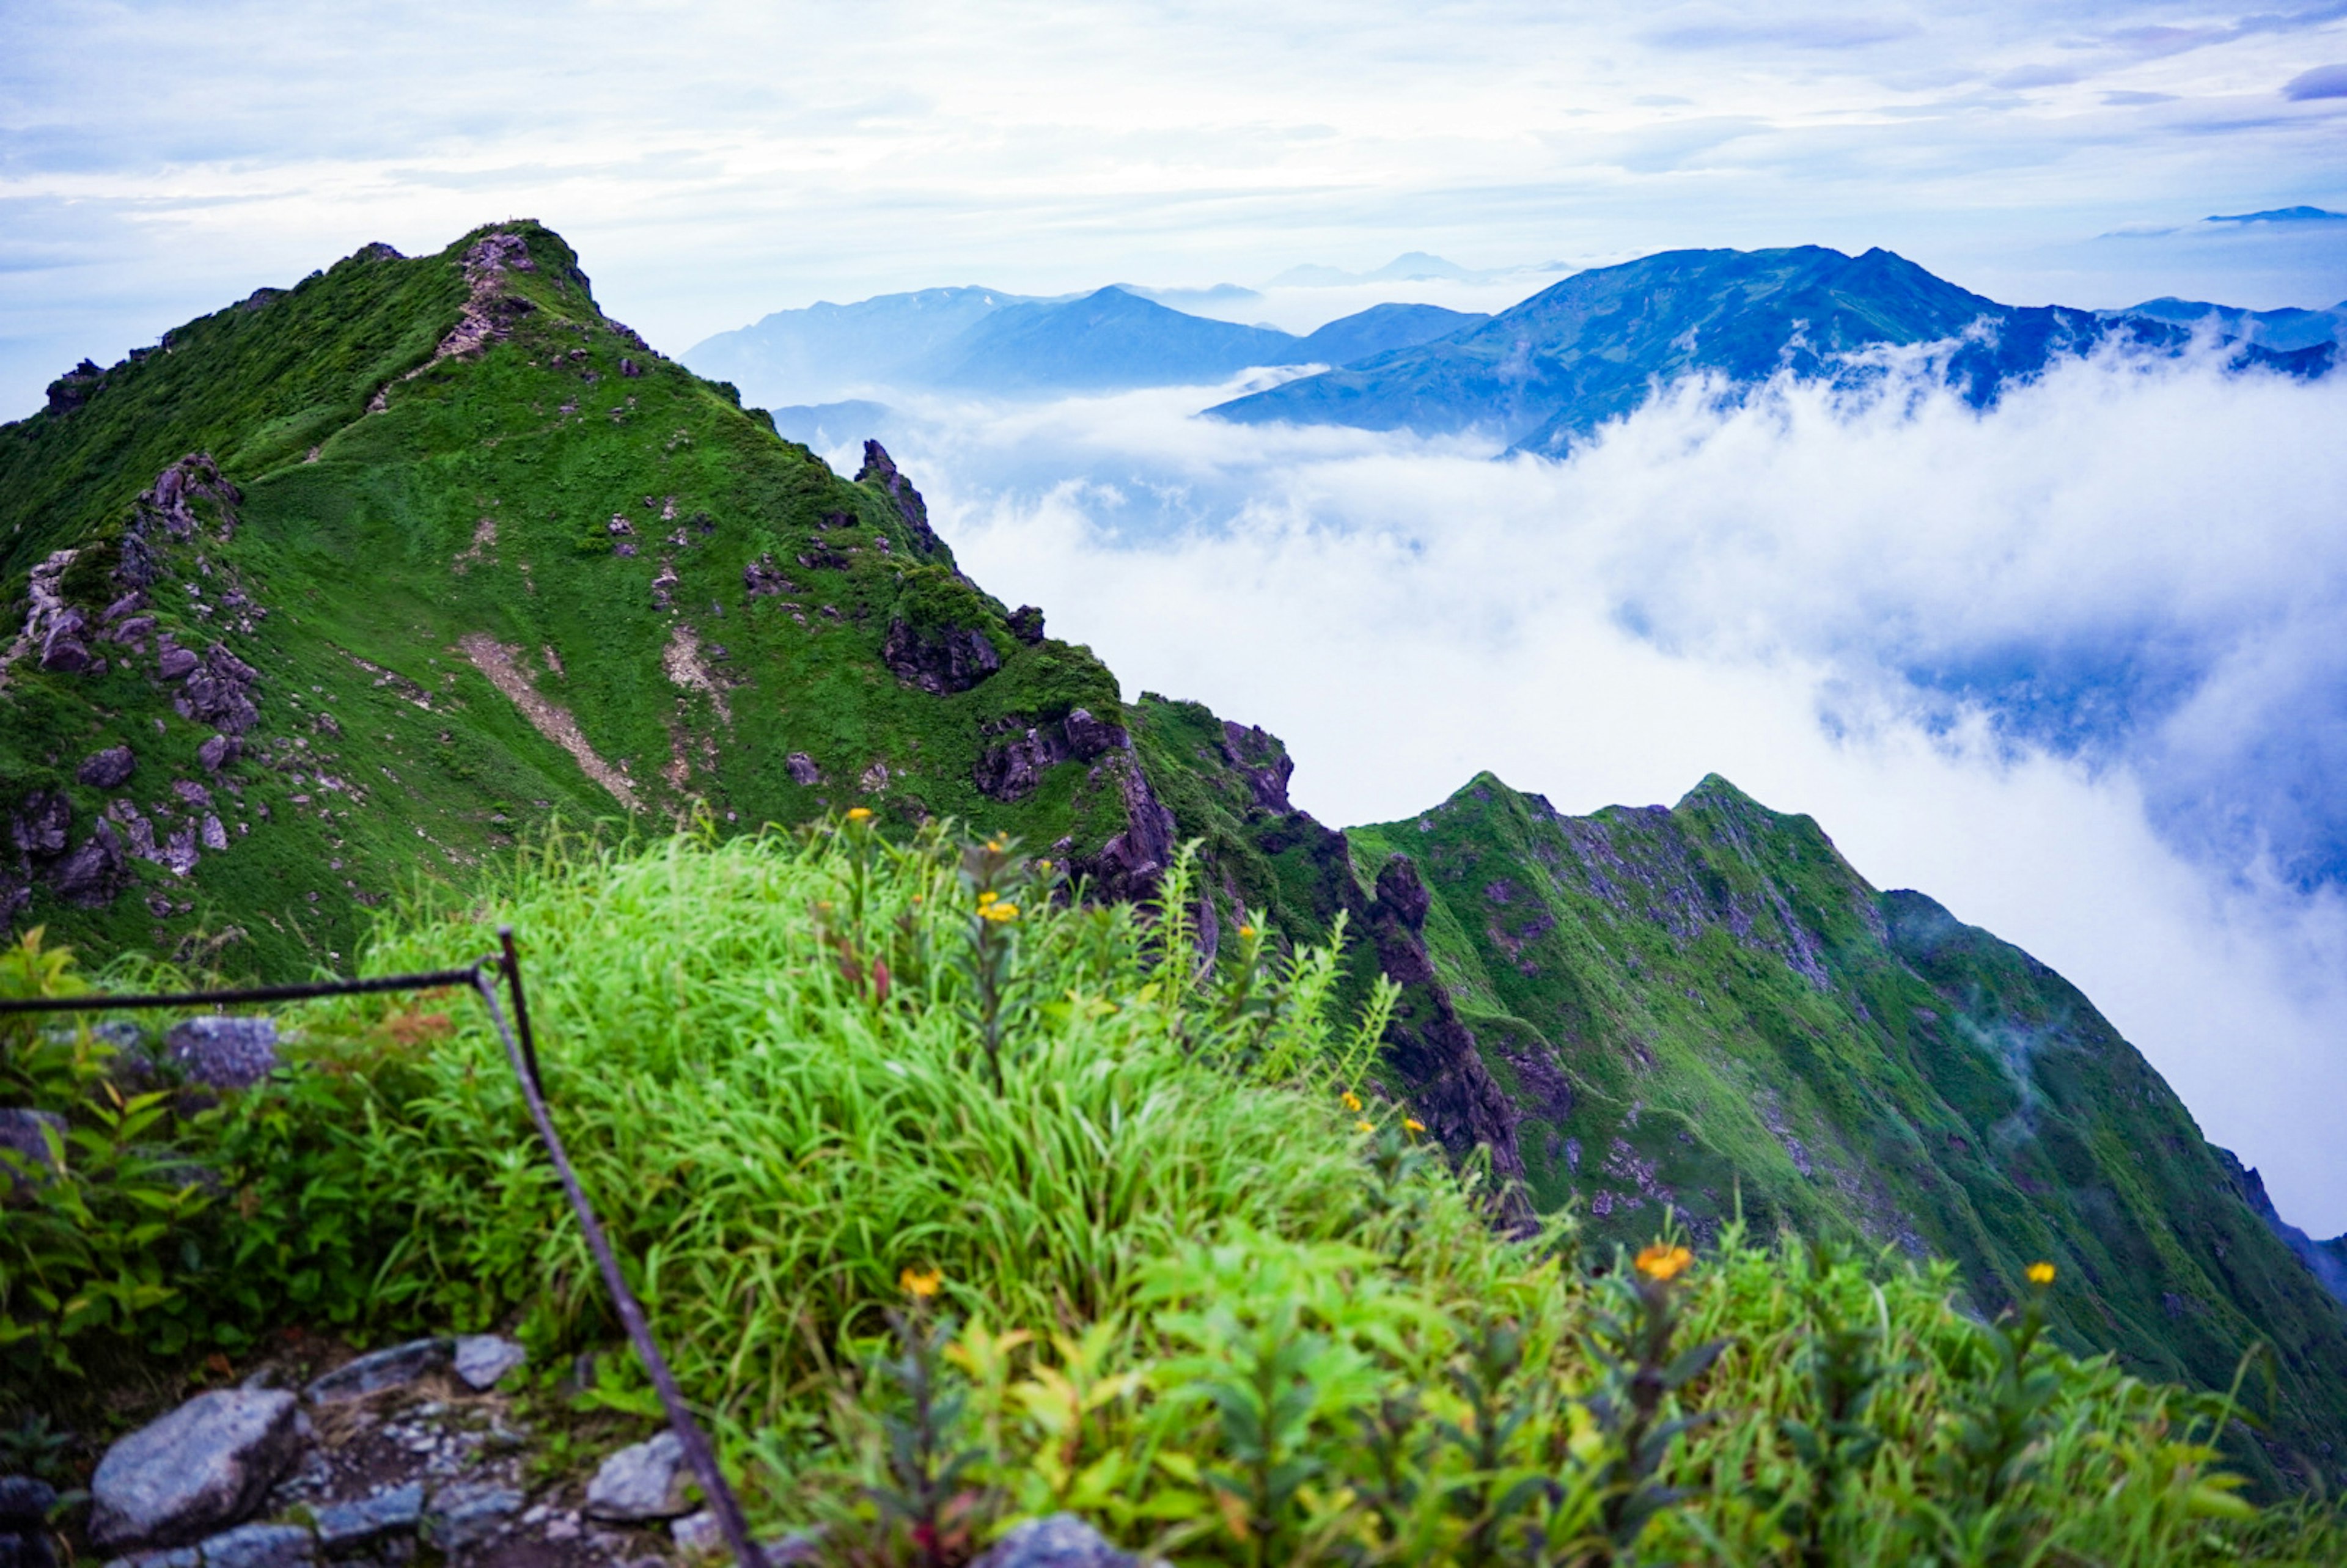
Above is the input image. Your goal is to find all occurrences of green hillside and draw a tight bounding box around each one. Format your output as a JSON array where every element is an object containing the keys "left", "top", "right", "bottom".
[
  {"left": 7, "top": 222, "right": 2347, "bottom": 1495},
  {"left": 1, "top": 224, "right": 1160, "bottom": 973}
]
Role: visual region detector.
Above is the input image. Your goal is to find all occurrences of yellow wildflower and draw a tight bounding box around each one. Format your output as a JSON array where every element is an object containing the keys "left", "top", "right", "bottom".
[
  {"left": 2026, "top": 1261, "right": 2056, "bottom": 1287},
  {"left": 982, "top": 901, "right": 1019, "bottom": 923},
  {"left": 1036, "top": 859, "right": 1052, "bottom": 871},
  {"left": 900, "top": 1266, "right": 943, "bottom": 1298},
  {"left": 1238, "top": 923, "right": 1257, "bottom": 939},
  {"left": 977, "top": 890, "right": 997, "bottom": 906},
  {"left": 1404, "top": 1118, "right": 1426, "bottom": 1134},
  {"left": 1354, "top": 1119, "right": 1376, "bottom": 1134},
  {"left": 1342, "top": 1091, "right": 1364, "bottom": 1113},
  {"left": 1635, "top": 1244, "right": 1694, "bottom": 1283},
  {"left": 845, "top": 807, "right": 873, "bottom": 822}
]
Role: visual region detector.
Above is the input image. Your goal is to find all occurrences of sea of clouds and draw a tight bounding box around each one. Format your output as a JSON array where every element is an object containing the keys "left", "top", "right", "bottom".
[{"left": 808, "top": 344, "right": 2347, "bottom": 1230}]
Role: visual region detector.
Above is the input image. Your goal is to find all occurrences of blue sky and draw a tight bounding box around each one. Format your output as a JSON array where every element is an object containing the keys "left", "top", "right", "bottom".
[{"left": 4, "top": 1, "right": 2345, "bottom": 417}]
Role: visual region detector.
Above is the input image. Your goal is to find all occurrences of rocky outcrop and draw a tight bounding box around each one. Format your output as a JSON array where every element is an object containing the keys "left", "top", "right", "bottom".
[
  {"left": 45, "top": 358, "right": 107, "bottom": 416},
  {"left": 91, "top": 1390, "right": 305, "bottom": 1549},
  {"left": 178, "top": 646, "right": 260, "bottom": 735},
  {"left": 52, "top": 821, "right": 128, "bottom": 908},
  {"left": 1008, "top": 606, "right": 1046, "bottom": 645},
  {"left": 79, "top": 746, "right": 138, "bottom": 789},
  {"left": 10, "top": 791, "right": 71, "bottom": 860},
  {"left": 975, "top": 708, "right": 1128, "bottom": 802},
  {"left": 2218, "top": 1146, "right": 2347, "bottom": 1305},
  {"left": 134, "top": 455, "right": 244, "bottom": 548},
  {"left": 1218, "top": 721, "right": 1294, "bottom": 814},
  {"left": 854, "top": 442, "right": 948, "bottom": 560},
  {"left": 1365, "top": 854, "right": 1532, "bottom": 1225},
  {"left": 1070, "top": 753, "right": 1180, "bottom": 903},
  {"left": 881, "top": 617, "right": 1000, "bottom": 695}
]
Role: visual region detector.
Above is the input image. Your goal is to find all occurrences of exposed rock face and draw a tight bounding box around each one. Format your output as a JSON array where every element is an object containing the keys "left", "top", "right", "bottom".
[
  {"left": 1365, "top": 853, "right": 1532, "bottom": 1225},
  {"left": 136, "top": 454, "right": 243, "bottom": 546},
  {"left": 10, "top": 790, "right": 71, "bottom": 859},
  {"left": 179, "top": 645, "right": 260, "bottom": 735},
  {"left": 163, "top": 1017, "right": 279, "bottom": 1090},
  {"left": 1219, "top": 721, "right": 1294, "bottom": 814},
  {"left": 51, "top": 821, "right": 128, "bottom": 907},
  {"left": 90, "top": 1389, "right": 305, "bottom": 1548},
  {"left": 2217, "top": 1146, "right": 2347, "bottom": 1305},
  {"left": 1071, "top": 753, "right": 1180, "bottom": 903},
  {"left": 743, "top": 557, "right": 795, "bottom": 599},
  {"left": 46, "top": 358, "right": 106, "bottom": 416},
  {"left": 854, "top": 442, "right": 948, "bottom": 559},
  {"left": 975, "top": 708, "right": 1128, "bottom": 802},
  {"left": 1008, "top": 605, "right": 1046, "bottom": 645},
  {"left": 79, "top": 745, "right": 138, "bottom": 789},
  {"left": 882, "top": 617, "right": 1001, "bottom": 695}
]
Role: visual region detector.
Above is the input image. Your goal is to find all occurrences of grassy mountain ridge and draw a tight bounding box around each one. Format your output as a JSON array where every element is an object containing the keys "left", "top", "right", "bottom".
[
  {"left": 1125, "top": 711, "right": 2347, "bottom": 1479},
  {"left": 9, "top": 221, "right": 2347, "bottom": 1489},
  {"left": 2, "top": 222, "right": 1164, "bottom": 972}
]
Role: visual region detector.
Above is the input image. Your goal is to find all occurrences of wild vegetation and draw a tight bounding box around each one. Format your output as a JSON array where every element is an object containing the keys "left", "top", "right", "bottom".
[{"left": 7, "top": 821, "right": 2345, "bottom": 1564}]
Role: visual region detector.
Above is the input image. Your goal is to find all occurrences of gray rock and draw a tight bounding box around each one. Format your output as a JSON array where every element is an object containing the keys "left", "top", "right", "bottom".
[
  {"left": 156, "top": 647, "right": 199, "bottom": 681},
  {"left": 2, "top": 1528, "right": 59, "bottom": 1568},
  {"left": 424, "top": 1484, "right": 523, "bottom": 1550},
  {"left": 89, "top": 1388, "right": 304, "bottom": 1548},
  {"left": 193, "top": 1523, "right": 310, "bottom": 1568},
  {"left": 0, "top": 1110, "right": 65, "bottom": 1191},
  {"left": 9, "top": 791, "right": 71, "bottom": 859},
  {"left": 196, "top": 736, "right": 241, "bottom": 774},
  {"left": 0, "top": 1478, "right": 57, "bottom": 1530},
  {"left": 452, "top": 1334, "right": 526, "bottom": 1391},
  {"left": 98, "top": 1550, "right": 199, "bottom": 1568},
  {"left": 162, "top": 1017, "right": 279, "bottom": 1091},
  {"left": 313, "top": 1483, "right": 423, "bottom": 1548},
  {"left": 51, "top": 821, "right": 128, "bottom": 907},
  {"left": 784, "top": 752, "right": 820, "bottom": 786},
  {"left": 78, "top": 746, "right": 138, "bottom": 789},
  {"left": 669, "top": 1512, "right": 721, "bottom": 1556},
  {"left": 303, "top": 1338, "right": 450, "bottom": 1404},
  {"left": 583, "top": 1431, "right": 692, "bottom": 1522},
  {"left": 970, "top": 1515, "right": 1144, "bottom": 1568}
]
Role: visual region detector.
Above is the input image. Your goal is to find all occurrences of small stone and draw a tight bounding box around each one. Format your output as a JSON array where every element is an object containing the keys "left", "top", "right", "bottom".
[
  {"left": 970, "top": 1515, "right": 1144, "bottom": 1568},
  {"left": 583, "top": 1431, "right": 692, "bottom": 1522},
  {"left": 89, "top": 1389, "right": 304, "bottom": 1548},
  {"left": 163, "top": 1017, "right": 279, "bottom": 1091},
  {"left": 9, "top": 791, "right": 71, "bottom": 859},
  {"left": 669, "top": 1512, "right": 721, "bottom": 1557},
  {"left": 452, "top": 1334, "right": 526, "bottom": 1391},
  {"left": 424, "top": 1485, "right": 523, "bottom": 1551},
  {"left": 157, "top": 647, "right": 199, "bottom": 681},
  {"left": 303, "top": 1338, "right": 451, "bottom": 1404},
  {"left": 314, "top": 1484, "right": 423, "bottom": 1549},
  {"left": 197, "top": 736, "right": 241, "bottom": 774},
  {"left": 192, "top": 1523, "right": 310, "bottom": 1568},
  {"left": 0, "top": 1477, "right": 57, "bottom": 1529},
  {"left": 784, "top": 752, "right": 820, "bottom": 786},
  {"left": 78, "top": 746, "right": 138, "bottom": 789}
]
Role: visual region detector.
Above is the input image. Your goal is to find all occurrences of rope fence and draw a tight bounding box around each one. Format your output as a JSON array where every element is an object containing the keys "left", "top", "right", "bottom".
[{"left": 0, "top": 928, "right": 766, "bottom": 1568}]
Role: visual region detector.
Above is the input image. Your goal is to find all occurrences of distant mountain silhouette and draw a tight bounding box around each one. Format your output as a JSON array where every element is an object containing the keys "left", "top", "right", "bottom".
[{"left": 1208, "top": 245, "right": 2335, "bottom": 454}]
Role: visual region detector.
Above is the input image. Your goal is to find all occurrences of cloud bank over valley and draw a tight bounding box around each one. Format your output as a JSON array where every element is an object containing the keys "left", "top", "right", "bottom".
[{"left": 823, "top": 347, "right": 2347, "bottom": 1229}]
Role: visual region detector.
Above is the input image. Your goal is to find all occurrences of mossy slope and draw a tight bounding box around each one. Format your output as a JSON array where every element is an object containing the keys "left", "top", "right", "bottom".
[{"left": 2, "top": 224, "right": 1141, "bottom": 972}]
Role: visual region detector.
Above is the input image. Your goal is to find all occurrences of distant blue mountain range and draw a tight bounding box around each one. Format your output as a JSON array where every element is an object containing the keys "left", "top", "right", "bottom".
[
  {"left": 1209, "top": 246, "right": 2345, "bottom": 455},
  {"left": 687, "top": 287, "right": 1488, "bottom": 405},
  {"left": 687, "top": 247, "right": 2341, "bottom": 447}
]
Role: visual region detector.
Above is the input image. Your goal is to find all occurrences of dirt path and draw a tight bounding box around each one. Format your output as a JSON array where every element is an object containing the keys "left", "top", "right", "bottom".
[{"left": 456, "top": 632, "right": 639, "bottom": 811}]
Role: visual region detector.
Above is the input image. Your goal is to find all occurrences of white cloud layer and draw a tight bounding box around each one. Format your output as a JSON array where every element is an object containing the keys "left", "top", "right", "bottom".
[
  {"left": 3, "top": 1, "right": 2344, "bottom": 414},
  {"left": 839, "top": 351, "right": 2347, "bottom": 1229}
]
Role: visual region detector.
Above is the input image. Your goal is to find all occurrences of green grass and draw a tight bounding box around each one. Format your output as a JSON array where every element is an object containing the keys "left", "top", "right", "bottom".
[{"left": 10, "top": 823, "right": 2347, "bottom": 1564}]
